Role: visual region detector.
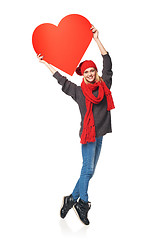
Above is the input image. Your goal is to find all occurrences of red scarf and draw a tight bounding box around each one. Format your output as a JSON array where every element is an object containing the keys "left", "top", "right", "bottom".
[{"left": 81, "top": 78, "right": 115, "bottom": 144}]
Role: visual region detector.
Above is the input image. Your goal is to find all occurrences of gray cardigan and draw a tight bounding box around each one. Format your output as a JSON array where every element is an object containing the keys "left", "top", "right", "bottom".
[{"left": 53, "top": 53, "right": 113, "bottom": 138}]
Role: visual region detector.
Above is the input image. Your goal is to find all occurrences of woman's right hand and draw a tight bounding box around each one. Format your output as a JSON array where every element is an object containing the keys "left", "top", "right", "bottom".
[{"left": 37, "top": 53, "right": 47, "bottom": 64}]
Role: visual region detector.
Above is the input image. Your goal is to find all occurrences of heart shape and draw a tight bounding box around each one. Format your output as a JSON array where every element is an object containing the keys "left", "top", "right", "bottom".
[{"left": 32, "top": 14, "right": 92, "bottom": 75}]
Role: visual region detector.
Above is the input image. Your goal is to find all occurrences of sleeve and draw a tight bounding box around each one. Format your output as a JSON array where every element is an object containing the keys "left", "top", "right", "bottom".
[
  {"left": 53, "top": 71, "right": 79, "bottom": 102},
  {"left": 101, "top": 53, "right": 113, "bottom": 89}
]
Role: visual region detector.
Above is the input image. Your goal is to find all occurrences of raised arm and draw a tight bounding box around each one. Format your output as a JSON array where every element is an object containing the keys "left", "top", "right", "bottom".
[
  {"left": 36, "top": 54, "right": 80, "bottom": 102},
  {"left": 90, "top": 26, "right": 108, "bottom": 55},
  {"left": 90, "top": 26, "right": 113, "bottom": 89}
]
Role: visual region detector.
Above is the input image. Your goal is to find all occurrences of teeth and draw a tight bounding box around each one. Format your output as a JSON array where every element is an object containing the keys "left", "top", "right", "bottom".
[{"left": 87, "top": 76, "right": 93, "bottom": 81}]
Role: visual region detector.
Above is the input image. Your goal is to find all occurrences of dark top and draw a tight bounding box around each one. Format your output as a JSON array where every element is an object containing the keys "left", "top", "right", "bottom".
[{"left": 53, "top": 53, "right": 113, "bottom": 138}]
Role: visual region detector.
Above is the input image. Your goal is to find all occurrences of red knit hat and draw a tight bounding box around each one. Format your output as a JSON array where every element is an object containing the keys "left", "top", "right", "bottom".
[{"left": 76, "top": 60, "right": 98, "bottom": 76}]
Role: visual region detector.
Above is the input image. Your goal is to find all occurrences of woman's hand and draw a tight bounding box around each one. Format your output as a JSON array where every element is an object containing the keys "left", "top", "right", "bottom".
[
  {"left": 37, "top": 53, "right": 47, "bottom": 64},
  {"left": 90, "top": 25, "right": 99, "bottom": 40}
]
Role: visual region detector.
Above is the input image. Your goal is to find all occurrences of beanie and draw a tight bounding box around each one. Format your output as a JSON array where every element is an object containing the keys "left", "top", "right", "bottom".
[{"left": 76, "top": 60, "right": 98, "bottom": 76}]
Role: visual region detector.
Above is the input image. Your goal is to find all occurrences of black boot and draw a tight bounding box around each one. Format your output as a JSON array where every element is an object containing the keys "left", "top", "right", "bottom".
[
  {"left": 73, "top": 198, "right": 91, "bottom": 225},
  {"left": 60, "top": 194, "right": 77, "bottom": 219}
]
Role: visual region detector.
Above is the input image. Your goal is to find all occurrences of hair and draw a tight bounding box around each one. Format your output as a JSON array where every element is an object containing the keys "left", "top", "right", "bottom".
[{"left": 84, "top": 71, "right": 103, "bottom": 84}]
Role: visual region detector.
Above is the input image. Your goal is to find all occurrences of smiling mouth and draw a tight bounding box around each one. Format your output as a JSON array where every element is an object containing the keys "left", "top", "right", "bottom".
[{"left": 87, "top": 76, "right": 94, "bottom": 80}]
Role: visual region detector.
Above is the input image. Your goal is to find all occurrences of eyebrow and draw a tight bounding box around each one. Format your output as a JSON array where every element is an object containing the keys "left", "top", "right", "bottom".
[{"left": 84, "top": 69, "right": 95, "bottom": 73}]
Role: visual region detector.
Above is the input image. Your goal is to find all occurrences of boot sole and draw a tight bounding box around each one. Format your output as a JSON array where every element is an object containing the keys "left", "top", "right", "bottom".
[{"left": 73, "top": 205, "right": 89, "bottom": 226}]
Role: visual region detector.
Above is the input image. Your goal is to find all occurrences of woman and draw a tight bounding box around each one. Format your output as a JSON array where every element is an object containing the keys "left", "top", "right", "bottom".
[{"left": 37, "top": 26, "right": 115, "bottom": 225}]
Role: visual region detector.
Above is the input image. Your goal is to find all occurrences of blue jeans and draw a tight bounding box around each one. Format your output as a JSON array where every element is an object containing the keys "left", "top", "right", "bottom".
[{"left": 72, "top": 136, "right": 103, "bottom": 202}]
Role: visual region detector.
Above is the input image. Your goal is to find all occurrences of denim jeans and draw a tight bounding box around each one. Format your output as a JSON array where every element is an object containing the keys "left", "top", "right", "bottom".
[{"left": 72, "top": 136, "right": 103, "bottom": 202}]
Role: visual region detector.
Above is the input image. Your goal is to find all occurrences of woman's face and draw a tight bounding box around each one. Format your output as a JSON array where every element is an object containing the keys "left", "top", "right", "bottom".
[{"left": 83, "top": 67, "right": 96, "bottom": 83}]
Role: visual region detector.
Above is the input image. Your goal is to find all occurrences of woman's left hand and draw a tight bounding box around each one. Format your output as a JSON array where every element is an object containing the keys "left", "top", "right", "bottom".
[{"left": 90, "top": 25, "right": 99, "bottom": 40}]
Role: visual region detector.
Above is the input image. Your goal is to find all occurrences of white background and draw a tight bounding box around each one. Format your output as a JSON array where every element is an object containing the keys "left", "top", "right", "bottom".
[{"left": 0, "top": 0, "right": 160, "bottom": 239}]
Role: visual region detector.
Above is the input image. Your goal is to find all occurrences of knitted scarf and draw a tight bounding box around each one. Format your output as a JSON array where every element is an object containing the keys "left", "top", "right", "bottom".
[{"left": 81, "top": 78, "right": 115, "bottom": 144}]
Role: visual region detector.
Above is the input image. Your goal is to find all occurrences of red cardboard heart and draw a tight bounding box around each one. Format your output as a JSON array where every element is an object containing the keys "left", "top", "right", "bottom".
[{"left": 32, "top": 14, "right": 92, "bottom": 75}]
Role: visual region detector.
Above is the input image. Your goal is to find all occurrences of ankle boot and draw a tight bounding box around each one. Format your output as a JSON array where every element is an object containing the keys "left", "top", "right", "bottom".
[
  {"left": 73, "top": 198, "right": 91, "bottom": 225},
  {"left": 60, "top": 194, "right": 77, "bottom": 219}
]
